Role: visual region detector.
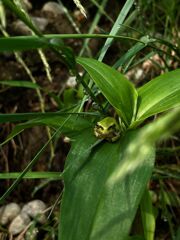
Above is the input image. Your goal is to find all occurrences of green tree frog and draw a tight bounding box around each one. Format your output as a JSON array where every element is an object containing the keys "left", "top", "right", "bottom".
[{"left": 94, "top": 117, "right": 121, "bottom": 142}]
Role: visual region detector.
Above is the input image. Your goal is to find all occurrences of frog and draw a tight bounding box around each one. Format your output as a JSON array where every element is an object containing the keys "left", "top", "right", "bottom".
[{"left": 94, "top": 117, "right": 121, "bottom": 142}]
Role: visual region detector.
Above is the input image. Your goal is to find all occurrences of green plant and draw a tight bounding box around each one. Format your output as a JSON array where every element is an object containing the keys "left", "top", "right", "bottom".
[{"left": 0, "top": 0, "right": 179, "bottom": 239}]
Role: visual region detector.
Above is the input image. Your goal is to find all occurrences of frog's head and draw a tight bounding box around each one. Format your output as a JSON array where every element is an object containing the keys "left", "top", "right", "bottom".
[{"left": 94, "top": 117, "right": 121, "bottom": 142}]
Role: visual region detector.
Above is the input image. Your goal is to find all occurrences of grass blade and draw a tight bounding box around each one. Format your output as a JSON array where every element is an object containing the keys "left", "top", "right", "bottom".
[
  {"left": 0, "top": 34, "right": 143, "bottom": 52},
  {"left": 98, "top": 0, "right": 135, "bottom": 61},
  {"left": 0, "top": 172, "right": 63, "bottom": 179},
  {"left": 0, "top": 80, "right": 40, "bottom": 89}
]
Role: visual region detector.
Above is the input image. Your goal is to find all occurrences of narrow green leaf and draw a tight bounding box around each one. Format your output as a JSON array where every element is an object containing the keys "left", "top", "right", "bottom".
[
  {"left": 98, "top": 0, "right": 135, "bottom": 61},
  {"left": 113, "top": 35, "right": 156, "bottom": 69},
  {"left": 0, "top": 34, "right": 143, "bottom": 52},
  {"left": 140, "top": 189, "right": 156, "bottom": 240},
  {"left": 0, "top": 35, "right": 47, "bottom": 52},
  {"left": 0, "top": 80, "right": 40, "bottom": 89},
  {"left": 0, "top": 1, "right": 6, "bottom": 27},
  {"left": 0, "top": 115, "right": 92, "bottom": 146},
  {"left": 29, "top": 115, "right": 92, "bottom": 133},
  {"left": 0, "top": 111, "right": 97, "bottom": 123},
  {"left": 0, "top": 112, "right": 56, "bottom": 123},
  {"left": 0, "top": 172, "right": 62, "bottom": 179},
  {"left": 134, "top": 69, "right": 180, "bottom": 127},
  {"left": 77, "top": 57, "right": 138, "bottom": 125}
]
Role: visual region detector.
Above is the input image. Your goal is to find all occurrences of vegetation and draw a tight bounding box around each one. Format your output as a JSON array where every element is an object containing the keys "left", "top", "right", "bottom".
[{"left": 0, "top": 0, "right": 179, "bottom": 239}]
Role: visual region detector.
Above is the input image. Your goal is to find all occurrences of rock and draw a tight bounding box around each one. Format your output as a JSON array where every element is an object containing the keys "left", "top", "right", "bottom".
[
  {"left": 0, "top": 203, "right": 21, "bottom": 225},
  {"left": 12, "top": 17, "right": 48, "bottom": 35},
  {"left": 12, "top": 20, "right": 30, "bottom": 35},
  {"left": 21, "top": 0, "right": 32, "bottom": 11},
  {"left": 66, "top": 76, "right": 77, "bottom": 88},
  {"left": 41, "top": 2, "right": 74, "bottom": 34},
  {"left": 33, "top": 17, "right": 49, "bottom": 31},
  {"left": 66, "top": 72, "right": 83, "bottom": 88},
  {"left": 8, "top": 212, "right": 30, "bottom": 235},
  {"left": 32, "top": 17, "right": 49, "bottom": 31},
  {"left": 42, "top": 2, "right": 64, "bottom": 16},
  {"left": 21, "top": 200, "right": 46, "bottom": 224}
]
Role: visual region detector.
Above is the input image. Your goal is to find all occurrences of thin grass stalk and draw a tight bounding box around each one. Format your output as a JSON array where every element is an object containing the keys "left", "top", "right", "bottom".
[
  {"left": 38, "top": 49, "right": 52, "bottom": 83},
  {"left": 98, "top": 0, "right": 135, "bottom": 61},
  {"left": 90, "top": 0, "right": 114, "bottom": 23},
  {"left": 73, "top": 0, "right": 87, "bottom": 17},
  {"left": 79, "top": 0, "right": 109, "bottom": 57}
]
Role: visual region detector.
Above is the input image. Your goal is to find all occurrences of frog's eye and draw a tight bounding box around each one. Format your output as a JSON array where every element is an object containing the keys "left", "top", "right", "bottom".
[
  {"left": 107, "top": 124, "right": 116, "bottom": 131},
  {"left": 96, "top": 123, "right": 103, "bottom": 130}
]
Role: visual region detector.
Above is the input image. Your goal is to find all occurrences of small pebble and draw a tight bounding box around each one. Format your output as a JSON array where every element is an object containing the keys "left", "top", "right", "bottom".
[
  {"left": 0, "top": 203, "right": 21, "bottom": 225},
  {"left": 12, "top": 17, "right": 48, "bottom": 34},
  {"left": 42, "top": 1, "right": 64, "bottom": 16},
  {"left": 8, "top": 212, "right": 30, "bottom": 235},
  {"left": 66, "top": 76, "right": 77, "bottom": 88},
  {"left": 22, "top": 200, "right": 46, "bottom": 224},
  {"left": 21, "top": 0, "right": 32, "bottom": 11}
]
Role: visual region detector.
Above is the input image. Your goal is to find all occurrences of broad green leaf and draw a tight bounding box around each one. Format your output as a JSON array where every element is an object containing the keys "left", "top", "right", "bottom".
[
  {"left": 133, "top": 69, "right": 180, "bottom": 127},
  {"left": 0, "top": 80, "right": 40, "bottom": 89},
  {"left": 59, "top": 107, "right": 180, "bottom": 240},
  {"left": 59, "top": 129, "right": 155, "bottom": 240},
  {"left": 126, "top": 237, "right": 144, "bottom": 240},
  {"left": 77, "top": 57, "right": 138, "bottom": 125}
]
